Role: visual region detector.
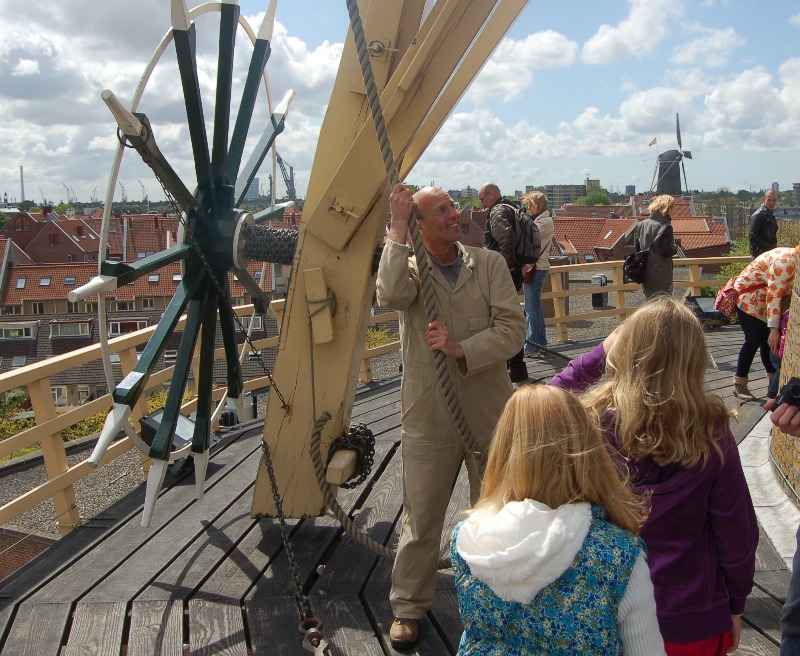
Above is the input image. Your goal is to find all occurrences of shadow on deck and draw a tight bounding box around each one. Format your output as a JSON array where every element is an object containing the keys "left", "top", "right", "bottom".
[{"left": 0, "top": 326, "right": 790, "bottom": 654}]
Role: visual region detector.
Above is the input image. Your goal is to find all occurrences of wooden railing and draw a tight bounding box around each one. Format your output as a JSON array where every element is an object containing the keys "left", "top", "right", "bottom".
[{"left": 0, "top": 255, "right": 750, "bottom": 534}]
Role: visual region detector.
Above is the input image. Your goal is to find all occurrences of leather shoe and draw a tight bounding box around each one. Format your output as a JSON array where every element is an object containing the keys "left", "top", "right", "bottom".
[{"left": 390, "top": 618, "right": 419, "bottom": 650}]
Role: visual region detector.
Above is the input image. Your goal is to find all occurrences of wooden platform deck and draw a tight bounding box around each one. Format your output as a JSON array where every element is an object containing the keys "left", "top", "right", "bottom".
[{"left": 0, "top": 326, "right": 791, "bottom": 655}]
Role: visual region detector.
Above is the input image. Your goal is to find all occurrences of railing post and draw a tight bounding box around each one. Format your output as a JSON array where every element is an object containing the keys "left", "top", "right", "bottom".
[
  {"left": 28, "top": 377, "right": 81, "bottom": 536},
  {"left": 611, "top": 263, "right": 630, "bottom": 322},
  {"left": 119, "top": 346, "right": 151, "bottom": 474},
  {"left": 688, "top": 264, "right": 703, "bottom": 296},
  {"left": 550, "top": 269, "right": 569, "bottom": 342}
]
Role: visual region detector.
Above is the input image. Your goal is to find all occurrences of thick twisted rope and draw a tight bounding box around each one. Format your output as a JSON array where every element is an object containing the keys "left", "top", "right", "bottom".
[
  {"left": 309, "top": 412, "right": 451, "bottom": 568},
  {"left": 344, "top": 0, "right": 485, "bottom": 470}
]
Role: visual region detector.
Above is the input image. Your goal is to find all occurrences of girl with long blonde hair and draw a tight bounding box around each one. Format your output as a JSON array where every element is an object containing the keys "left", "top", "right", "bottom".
[
  {"left": 451, "top": 385, "right": 664, "bottom": 655},
  {"left": 550, "top": 296, "right": 758, "bottom": 655}
]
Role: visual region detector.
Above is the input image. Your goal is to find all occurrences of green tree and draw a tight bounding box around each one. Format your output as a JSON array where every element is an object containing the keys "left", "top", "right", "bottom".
[{"left": 576, "top": 189, "right": 611, "bottom": 205}]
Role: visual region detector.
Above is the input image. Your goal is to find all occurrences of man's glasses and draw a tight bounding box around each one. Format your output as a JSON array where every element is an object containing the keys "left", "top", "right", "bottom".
[{"left": 432, "top": 201, "right": 463, "bottom": 218}]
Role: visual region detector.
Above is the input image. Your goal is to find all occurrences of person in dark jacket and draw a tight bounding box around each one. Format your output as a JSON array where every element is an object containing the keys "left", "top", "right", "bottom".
[
  {"left": 550, "top": 298, "right": 758, "bottom": 654},
  {"left": 479, "top": 182, "right": 529, "bottom": 383},
  {"left": 749, "top": 190, "right": 779, "bottom": 257},
  {"left": 637, "top": 194, "right": 677, "bottom": 299}
]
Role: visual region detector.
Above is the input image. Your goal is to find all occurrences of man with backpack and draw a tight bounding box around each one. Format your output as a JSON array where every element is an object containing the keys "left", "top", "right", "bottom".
[{"left": 479, "top": 182, "right": 537, "bottom": 383}]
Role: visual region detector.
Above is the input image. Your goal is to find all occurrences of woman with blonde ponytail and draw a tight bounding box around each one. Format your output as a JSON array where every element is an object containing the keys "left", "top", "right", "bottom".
[{"left": 550, "top": 297, "right": 758, "bottom": 655}]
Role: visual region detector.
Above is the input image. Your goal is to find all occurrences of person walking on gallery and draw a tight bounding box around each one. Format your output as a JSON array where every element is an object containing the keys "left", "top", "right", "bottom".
[
  {"left": 549, "top": 298, "right": 758, "bottom": 655},
  {"left": 732, "top": 246, "right": 798, "bottom": 402},
  {"left": 451, "top": 384, "right": 665, "bottom": 655},
  {"left": 479, "top": 182, "right": 531, "bottom": 382},
  {"left": 749, "top": 189, "right": 779, "bottom": 257},
  {"left": 521, "top": 191, "right": 554, "bottom": 357},
  {"left": 376, "top": 182, "right": 525, "bottom": 649},
  {"left": 636, "top": 194, "right": 677, "bottom": 299}
]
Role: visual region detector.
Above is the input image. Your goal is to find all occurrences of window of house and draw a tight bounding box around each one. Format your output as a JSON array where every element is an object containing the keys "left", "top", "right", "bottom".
[
  {"left": 248, "top": 349, "right": 262, "bottom": 358},
  {"left": 67, "top": 254, "right": 76, "bottom": 263},
  {"left": 274, "top": 265, "right": 283, "bottom": 276},
  {"left": 148, "top": 274, "right": 159, "bottom": 283},
  {"left": 142, "top": 297, "right": 155, "bottom": 309},
  {"left": 16, "top": 278, "right": 26, "bottom": 289},
  {"left": 2, "top": 306, "right": 21, "bottom": 316},
  {"left": 32, "top": 302, "right": 45, "bottom": 315},
  {"left": 109, "top": 353, "right": 121, "bottom": 363},
  {"left": 172, "top": 273, "right": 182, "bottom": 282},
  {"left": 77, "top": 385, "right": 90, "bottom": 404},
  {"left": 109, "top": 319, "right": 148, "bottom": 336},
  {"left": 85, "top": 302, "right": 98, "bottom": 313},
  {"left": 50, "top": 321, "right": 90, "bottom": 337},
  {"left": 64, "top": 276, "right": 76, "bottom": 285},
  {"left": 0, "top": 322, "right": 37, "bottom": 339},
  {"left": 109, "top": 225, "right": 117, "bottom": 234},
  {"left": 40, "top": 277, "right": 51, "bottom": 286},
  {"left": 254, "top": 271, "right": 262, "bottom": 281},
  {"left": 137, "top": 252, "right": 146, "bottom": 259},
  {"left": 48, "top": 234, "right": 59, "bottom": 247},
  {"left": 163, "top": 349, "right": 178, "bottom": 363},
  {"left": 96, "top": 385, "right": 107, "bottom": 397},
  {"left": 240, "top": 316, "right": 263, "bottom": 332},
  {"left": 584, "top": 254, "right": 596, "bottom": 263},
  {"left": 51, "top": 386, "right": 68, "bottom": 407},
  {"left": 115, "top": 301, "right": 134, "bottom": 311},
  {"left": 12, "top": 356, "right": 26, "bottom": 367},
  {"left": 67, "top": 301, "right": 78, "bottom": 314}
]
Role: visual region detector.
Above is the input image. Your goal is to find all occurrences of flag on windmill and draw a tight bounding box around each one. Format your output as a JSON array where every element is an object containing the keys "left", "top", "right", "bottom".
[{"left": 649, "top": 137, "right": 657, "bottom": 146}]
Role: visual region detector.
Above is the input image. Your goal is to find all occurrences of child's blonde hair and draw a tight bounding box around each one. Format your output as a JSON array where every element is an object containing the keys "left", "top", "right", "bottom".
[
  {"left": 584, "top": 297, "right": 730, "bottom": 467},
  {"left": 473, "top": 385, "right": 646, "bottom": 534}
]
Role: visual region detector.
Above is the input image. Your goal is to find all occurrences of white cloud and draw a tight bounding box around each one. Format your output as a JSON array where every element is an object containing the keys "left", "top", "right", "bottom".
[
  {"left": 11, "top": 59, "right": 39, "bottom": 76},
  {"left": 790, "top": 13, "right": 800, "bottom": 27},
  {"left": 583, "top": 0, "right": 685, "bottom": 65},
  {"left": 670, "top": 25, "right": 745, "bottom": 68},
  {"left": 467, "top": 30, "right": 577, "bottom": 103}
]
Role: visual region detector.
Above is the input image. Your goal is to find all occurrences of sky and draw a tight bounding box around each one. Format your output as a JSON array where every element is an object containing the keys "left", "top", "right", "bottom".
[{"left": 0, "top": 0, "right": 798, "bottom": 206}]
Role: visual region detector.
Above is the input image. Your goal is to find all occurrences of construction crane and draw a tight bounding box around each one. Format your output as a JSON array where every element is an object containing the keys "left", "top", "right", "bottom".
[
  {"left": 39, "top": 188, "right": 46, "bottom": 205},
  {"left": 275, "top": 151, "right": 296, "bottom": 202},
  {"left": 61, "top": 183, "right": 75, "bottom": 204},
  {"left": 118, "top": 180, "right": 127, "bottom": 203},
  {"left": 138, "top": 179, "right": 149, "bottom": 211}
]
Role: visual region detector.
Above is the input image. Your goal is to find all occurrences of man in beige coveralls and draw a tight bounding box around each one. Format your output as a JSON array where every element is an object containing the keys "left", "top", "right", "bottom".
[{"left": 376, "top": 183, "right": 525, "bottom": 649}]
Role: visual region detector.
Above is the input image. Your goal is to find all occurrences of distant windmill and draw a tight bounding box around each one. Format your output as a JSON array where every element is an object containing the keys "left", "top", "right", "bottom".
[{"left": 650, "top": 113, "right": 692, "bottom": 195}]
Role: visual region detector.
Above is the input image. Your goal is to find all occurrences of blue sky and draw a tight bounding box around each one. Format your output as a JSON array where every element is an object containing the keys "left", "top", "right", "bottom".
[{"left": 1, "top": 0, "right": 798, "bottom": 205}]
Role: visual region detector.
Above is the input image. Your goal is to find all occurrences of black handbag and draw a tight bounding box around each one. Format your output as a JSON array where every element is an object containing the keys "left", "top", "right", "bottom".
[{"left": 623, "top": 250, "right": 649, "bottom": 284}]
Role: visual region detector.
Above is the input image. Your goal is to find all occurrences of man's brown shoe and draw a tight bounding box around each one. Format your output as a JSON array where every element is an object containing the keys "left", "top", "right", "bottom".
[{"left": 390, "top": 618, "right": 419, "bottom": 650}]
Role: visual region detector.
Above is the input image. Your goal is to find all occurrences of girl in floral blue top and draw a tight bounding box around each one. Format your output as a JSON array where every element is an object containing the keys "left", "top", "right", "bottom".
[{"left": 452, "top": 385, "right": 665, "bottom": 655}]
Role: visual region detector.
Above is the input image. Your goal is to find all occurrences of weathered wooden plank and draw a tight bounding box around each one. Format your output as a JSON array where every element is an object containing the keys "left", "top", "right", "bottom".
[
  {"left": 757, "top": 526, "right": 790, "bottom": 573},
  {"left": 62, "top": 601, "right": 126, "bottom": 656},
  {"left": 246, "top": 596, "right": 385, "bottom": 655},
  {"left": 754, "top": 571, "right": 791, "bottom": 604},
  {"left": 134, "top": 487, "right": 259, "bottom": 602},
  {"left": 246, "top": 441, "right": 394, "bottom": 600},
  {"left": 738, "top": 622, "right": 780, "bottom": 654},
  {"left": 81, "top": 448, "right": 262, "bottom": 603},
  {"left": 313, "top": 443, "right": 404, "bottom": 596},
  {"left": 128, "top": 599, "right": 184, "bottom": 656},
  {"left": 0, "top": 602, "right": 71, "bottom": 656},
  {"left": 28, "top": 432, "right": 262, "bottom": 604},
  {"left": 188, "top": 598, "right": 248, "bottom": 655},
  {"left": 430, "top": 586, "right": 463, "bottom": 653},
  {"left": 745, "top": 588, "right": 784, "bottom": 645},
  {"left": 363, "top": 554, "right": 455, "bottom": 655}
]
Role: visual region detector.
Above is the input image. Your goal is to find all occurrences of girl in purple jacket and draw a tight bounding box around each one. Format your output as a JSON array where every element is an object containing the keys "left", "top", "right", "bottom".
[{"left": 550, "top": 297, "right": 758, "bottom": 655}]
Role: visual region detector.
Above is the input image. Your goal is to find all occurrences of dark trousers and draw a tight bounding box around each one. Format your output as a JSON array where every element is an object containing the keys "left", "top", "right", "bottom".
[
  {"left": 781, "top": 524, "right": 800, "bottom": 655},
  {"left": 736, "top": 308, "right": 776, "bottom": 378},
  {"left": 507, "top": 271, "right": 527, "bottom": 382}
]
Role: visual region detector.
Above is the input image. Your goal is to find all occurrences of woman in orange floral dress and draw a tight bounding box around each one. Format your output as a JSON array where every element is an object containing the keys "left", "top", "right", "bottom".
[{"left": 732, "top": 246, "right": 798, "bottom": 401}]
